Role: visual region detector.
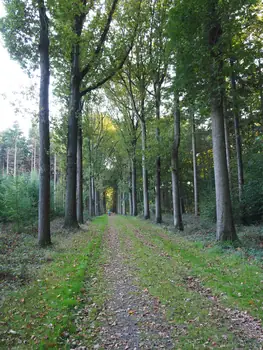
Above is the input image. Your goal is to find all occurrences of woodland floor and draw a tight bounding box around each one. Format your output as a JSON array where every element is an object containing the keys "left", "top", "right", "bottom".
[{"left": 1, "top": 215, "right": 263, "bottom": 349}]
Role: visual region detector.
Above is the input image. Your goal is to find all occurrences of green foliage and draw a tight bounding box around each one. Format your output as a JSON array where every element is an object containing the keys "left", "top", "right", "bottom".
[
  {"left": 0, "top": 172, "right": 65, "bottom": 230},
  {"left": 241, "top": 153, "right": 263, "bottom": 224},
  {"left": 0, "top": 174, "right": 38, "bottom": 230}
]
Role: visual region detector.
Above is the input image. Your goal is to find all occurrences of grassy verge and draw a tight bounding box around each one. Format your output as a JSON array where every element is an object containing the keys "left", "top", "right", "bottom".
[
  {"left": 114, "top": 216, "right": 263, "bottom": 349},
  {"left": 0, "top": 216, "right": 107, "bottom": 349}
]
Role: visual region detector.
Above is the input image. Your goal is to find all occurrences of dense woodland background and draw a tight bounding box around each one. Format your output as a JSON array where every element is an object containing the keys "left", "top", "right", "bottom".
[{"left": 0, "top": 0, "right": 263, "bottom": 244}]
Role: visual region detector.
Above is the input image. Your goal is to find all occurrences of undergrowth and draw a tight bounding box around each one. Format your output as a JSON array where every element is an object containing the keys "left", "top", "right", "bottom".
[{"left": 0, "top": 216, "right": 107, "bottom": 349}]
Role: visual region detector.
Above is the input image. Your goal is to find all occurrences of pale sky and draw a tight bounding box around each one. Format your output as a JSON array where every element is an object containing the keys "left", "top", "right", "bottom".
[{"left": 0, "top": 2, "right": 60, "bottom": 138}]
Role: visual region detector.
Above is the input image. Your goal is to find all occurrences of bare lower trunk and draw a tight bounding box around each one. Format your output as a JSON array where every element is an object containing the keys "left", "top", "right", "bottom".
[
  {"left": 211, "top": 94, "right": 237, "bottom": 241},
  {"left": 6, "top": 148, "right": 9, "bottom": 175},
  {"left": 259, "top": 59, "right": 263, "bottom": 127},
  {"left": 223, "top": 98, "right": 232, "bottom": 189},
  {"left": 155, "top": 86, "right": 162, "bottom": 223},
  {"left": 33, "top": 139, "right": 36, "bottom": 171},
  {"left": 77, "top": 120, "right": 84, "bottom": 224},
  {"left": 95, "top": 190, "right": 99, "bottom": 216},
  {"left": 64, "top": 9, "right": 84, "bottom": 228},
  {"left": 171, "top": 95, "right": 184, "bottom": 231},
  {"left": 191, "top": 109, "right": 198, "bottom": 216},
  {"left": 38, "top": 0, "right": 51, "bottom": 246},
  {"left": 141, "top": 120, "right": 150, "bottom": 219},
  {"left": 129, "top": 170, "right": 133, "bottom": 215},
  {"left": 231, "top": 60, "right": 244, "bottom": 202},
  {"left": 131, "top": 158, "right": 137, "bottom": 216},
  {"left": 54, "top": 153, "right": 57, "bottom": 211},
  {"left": 89, "top": 176, "right": 94, "bottom": 217},
  {"left": 103, "top": 191, "right": 107, "bottom": 214},
  {"left": 14, "top": 140, "right": 17, "bottom": 177}
]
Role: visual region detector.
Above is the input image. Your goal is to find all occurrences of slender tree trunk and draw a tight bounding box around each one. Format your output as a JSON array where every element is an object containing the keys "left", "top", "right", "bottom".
[
  {"left": 129, "top": 169, "right": 133, "bottom": 215},
  {"left": 230, "top": 60, "right": 244, "bottom": 202},
  {"left": 54, "top": 153, "right": 57, "bottom": 211},
  {"left": 77, "top": 118, "right": 84, "bottom": 224},
  {"left": 191, "top": 109, "right": 199, "bottom": 216},
  {"left": 13, "top": 139, "right": 17, "bottom": 177},
  {"left": 131, "top": 157, "right": 138, "bottom": 216},
  {"left": 89, "top": 176, "right": 94, "bottom": 217},
  {"left": 123, "top": 192, "right": 126, "bottom": 215},
  {"left": 171, "top": 95, "right": 184, "bottom": 231},
  {"left": 223, "top": 97, "right": 232, "bottom": 189},
  {"left": 155, "top": 85, "right": 162, "bottom": 223},
  {"left": 33, "top": 139, "right": 36, "bottom": 171},
  {"left": 112, "top": 187, "right": 117, "bottom": 213},
  {"left": 140, "top": 119, "right": 150, "bottom": 219},
  {"left": 6, "top": 148, "right": 9, "bottom": 175},
  {"left": 95, "top": 190, "right": 99, "bottom": 216},
  {"left": 258, "top": 59, "right": 263, "bottom": 127},
  {"left": 38, "top": 0, "right": 51, "bottom": 246},
  {"left": 103, "top": 191, "right": 107, "bottom": 214}
]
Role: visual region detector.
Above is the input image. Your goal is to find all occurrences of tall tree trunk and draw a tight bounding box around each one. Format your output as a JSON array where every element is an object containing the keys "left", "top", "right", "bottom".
[
  {"left": 64, "top": 12, "right": 84, "bottom": 228},
  {"left": 38, "top": 0, "right": 51, "bottom": 246},
  {"left": 103, "top": 191, "right": 107, "bottom": 214},
  {"left": 6, "top": 148, "right": 9, "bottom": 175},
  {"left": 155, "top": 85, "right": 162, "bottom": 223},
  {"left": 13, "top": 139, "right": 17, "bottom": 177},
  {"left": 123, "top": 192, "right": 126, "bottom": 215},
  {"left": 131, "top": 157, "right": 137, "bottom": 216},
  {"left": 54, "top": 153, "right": 57, "bottom": 211},
  {"left": 140, "top": 120, "right": 150, "bottom": 219},
  {"left": 129, "top": 169, "right": 133, "bottom": 216},
  {"left": 191, "top": 109, "right": 199, "bottom": 216},
  {"left": 77, "top": 118, "right": 84, "bottom": 224},
  {"left": 33, "top": 139, "right": 36, "bottom": 171},
  {"left": 171, "top": 95, "right": 184, "bottom": 231},
  {"left": 258, "top": 59, "right": 263, "bottom": 127},
  {"left": 223, "top": 98, "right": 232, "bottom": 190},
  {"left": 208, "top": 9, "right": 237, "bottom": 241},
  {"left": 211, "top": 92, "right": 237, "bottom": 241},
  {"left": 230, "top": 59, "right": 244, "bottom": 202},
  {"left": 89, "top": 176, "right": 94, "bottom": 217},
  {"left": 95, "top": 189, "right": 99, "bottom": 216}
]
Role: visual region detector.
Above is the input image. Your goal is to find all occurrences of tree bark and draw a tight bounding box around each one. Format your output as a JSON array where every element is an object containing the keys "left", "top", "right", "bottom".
[
  {"left": 211, "top": 92, "right": 238, "bottom": 241},
  {"left": 64, "top": 9, "right": 84, "bottom": 228},
  {"left": 155, "top": 85, "right": 162, "bottom": 223},
  {"left": 54, "top": 153, "right": 57, "bottom": 211},
  {"left": 89, "top": 176, "right": 94, "bottom": 217},
  {"left": 223, "top": 97, "right": 232, "bottom": 189},
  {"left": 38, "top": 0, "right": 51, "bottom": 246},
  {"left": 13, "top": 139, "right": 17, "bottom": 177},
  {"left": 140, "top": 119, "right": 150, "bottom": 219},
  {"left": 131, "top": 157, "right": 137, "bottom": 216},
  {"left": 103, "top": 191, "right": 107, "bottom": 214},
  {"left": 6, "top": 148, "right": 9, "bottom": 175},
  {"left": 191, "top": 109, "right": 198, "bottom": 216},
  {"left": 77, "top": 119, "right": 84, "bottom": 223},
  {"left": 230, "top": 59, "right": 244, "bottom": 202},
  {"left": 171, "top": 95, "right": 184, "bottom": 231},
  {"left": 129, "top": 170, "right": 133, "bottom": 216}
]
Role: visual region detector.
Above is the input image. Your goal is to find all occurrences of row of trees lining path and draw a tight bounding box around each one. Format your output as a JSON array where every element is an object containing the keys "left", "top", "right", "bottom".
[{"left": 1, "top": 0, "right": 263, "bottom": 245}]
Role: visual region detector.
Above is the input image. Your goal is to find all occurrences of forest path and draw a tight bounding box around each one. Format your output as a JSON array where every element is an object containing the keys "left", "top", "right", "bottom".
[{"left": 74, "top": 215, "right": 263, "bottom": 350}]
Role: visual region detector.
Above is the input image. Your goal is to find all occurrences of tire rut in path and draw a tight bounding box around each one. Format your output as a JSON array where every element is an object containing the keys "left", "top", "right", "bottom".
[{"left": 96, "top": 217, "right": 174, "bottom": 349}]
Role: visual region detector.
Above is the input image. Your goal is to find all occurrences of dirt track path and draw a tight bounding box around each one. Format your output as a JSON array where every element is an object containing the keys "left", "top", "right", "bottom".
[
  {"left": 95, "top": 217, "right": 175, "bottom": 349},
  {"left": 74, "top": 215, "right": 263, "bottom": 350}
]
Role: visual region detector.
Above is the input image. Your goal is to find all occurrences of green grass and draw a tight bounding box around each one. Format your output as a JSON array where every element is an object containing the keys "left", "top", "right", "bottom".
[
  {"left": 114, "top": 216, "right": 263, "bottom": 349},
  {"left": 0, "top": 216, "right": 107, "bottom": 349}
]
